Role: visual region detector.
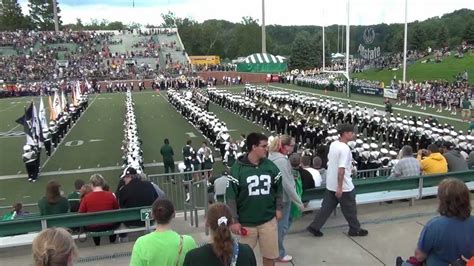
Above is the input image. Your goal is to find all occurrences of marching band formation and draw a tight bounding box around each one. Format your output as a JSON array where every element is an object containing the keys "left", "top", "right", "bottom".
[
  {"left": 121, "top": 89, "right": 144, "bottom": 173},
  {"left": 207, "top": 84, "right": 474, "bottom": 172},
  {"left": 22, "top": 89, "right": 89, "bottom": 182}
]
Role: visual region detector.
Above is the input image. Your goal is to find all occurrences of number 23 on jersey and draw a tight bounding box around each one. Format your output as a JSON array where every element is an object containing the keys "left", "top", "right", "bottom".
[{"left": 247, "top": 175, "right": 271, "bottom": 196}]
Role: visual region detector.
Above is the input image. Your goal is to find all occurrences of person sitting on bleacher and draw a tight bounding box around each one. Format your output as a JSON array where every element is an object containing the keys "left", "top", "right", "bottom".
[
  {"left": 183, "top": 203, "right": 257, "bottom": 266},
  {"left": 79, "top": 174, "right": 119, "bottom": 246},
  {"left": 32, "top": 227, "right": 78, "bottom": 266},
  {"left": 131, "top": 199, "right": 197, "bottom": 266},
  {"left": 417, "top": 144, "right": 448, "bottom": 175},
  {"left": 116, "top": 167, "right": 158, "bottom": 227},
  {"left": 1, "top": 202, "right": 29, "bottom": 220},
  {"left": 388, "top": 146, "right": 421, "bottom": 179},
  {"left": 67, "top": 179, "right": 85, "bottom": 213},
  {"left": 38, "top": 180, "right": 70, "bottom": 216}
]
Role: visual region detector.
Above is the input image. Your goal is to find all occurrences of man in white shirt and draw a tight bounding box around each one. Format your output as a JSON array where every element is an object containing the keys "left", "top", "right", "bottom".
[{"left": 307, "top": 124, "right": 368, "bottom": 237}]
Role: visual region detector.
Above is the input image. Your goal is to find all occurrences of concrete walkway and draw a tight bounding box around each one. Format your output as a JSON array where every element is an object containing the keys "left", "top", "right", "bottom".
[{"left": 1, "top": 197, "right": 467, "bottom": 266}]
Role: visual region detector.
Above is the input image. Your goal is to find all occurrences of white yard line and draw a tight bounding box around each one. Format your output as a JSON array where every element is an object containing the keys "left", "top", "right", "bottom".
[
  {"left": 0, "top": 104, "right": 18, "bottom": 112},
  {"left": 0, "top": 158, "right": 223, "bottom": 180},
  {"left": 6, "top": 124, "right": 21, "bottom": 133},
  {"left": 40, "top": 94, "right": 100, "bottom": 171},
  {"left": 268, "top": 85, "right": 464, "bottom": 123}
]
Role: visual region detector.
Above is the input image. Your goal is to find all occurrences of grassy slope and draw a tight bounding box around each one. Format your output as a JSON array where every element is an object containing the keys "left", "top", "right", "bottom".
[{"left": 352, "top": 54, "right": 474, "bottom": 85}]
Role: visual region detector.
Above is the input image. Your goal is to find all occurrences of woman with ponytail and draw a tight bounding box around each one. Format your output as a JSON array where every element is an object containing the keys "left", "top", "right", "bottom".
[
  {"left": 268, "top": 135, "right": 304, "bottom": 263},
  {"left": 32, "top": 227, "right": 77, "bottom": 266},
  {"left": 184, "top": 203, "right": 256, "bottom": 266}
]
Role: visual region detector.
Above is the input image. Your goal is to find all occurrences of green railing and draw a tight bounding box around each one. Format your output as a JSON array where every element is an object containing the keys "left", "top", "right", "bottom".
[
  {"left": 302, "top": 170, "right": 474, "bottom": 202},
  {"left": 1, "top": 171, "right": 473, "bottom": 241},
  {"left": 0, "top": 206, "right": 144, "bottom": 237}
]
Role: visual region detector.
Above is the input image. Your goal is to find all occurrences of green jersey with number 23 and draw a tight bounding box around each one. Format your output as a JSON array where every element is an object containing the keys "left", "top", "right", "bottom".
[{"left": 226, "top": 157, "right": 282, "bottom": 226}]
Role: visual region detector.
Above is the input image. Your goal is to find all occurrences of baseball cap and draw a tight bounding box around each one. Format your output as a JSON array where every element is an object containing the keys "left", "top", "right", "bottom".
[{"left": 121, "top": 166, "right": 137, "bottom": 178}]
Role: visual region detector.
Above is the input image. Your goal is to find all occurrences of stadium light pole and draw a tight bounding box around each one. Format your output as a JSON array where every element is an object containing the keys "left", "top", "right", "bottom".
[
  {"left": 52, "top": 0, "right": 59, "bottom": 33},
  {"left": 322, "top": 25, "right": 325, "bottom": 71},
  {"left": 261, "top": 0, "right": 267, "bottom": 54},
  {"left": 345, "top": 0, "right": 350, "bottom": 98},
  {"left": 402, "top": 0, "right": 408, "bottom": 85}
]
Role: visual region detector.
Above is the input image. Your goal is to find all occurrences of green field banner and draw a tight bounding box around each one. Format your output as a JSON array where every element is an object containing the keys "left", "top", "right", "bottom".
[{"left": 350, "top": 84, "right": 384, "bottom": 96}]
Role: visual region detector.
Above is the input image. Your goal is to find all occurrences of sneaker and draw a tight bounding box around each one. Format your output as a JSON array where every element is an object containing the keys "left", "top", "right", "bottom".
[
  {"left": 307, "top": 226, "right": 323, "bottom": 237},
  {"left": 277, "top": 255, "right": 293, "bottom": 263},
  {"left": 28, "top": 178, "right": 32, "bottom": 182},
  {"left": 396, "top": 256, "right": 404, "bottom": 266},
  {"left": 185, "top": 193, "right": 190, "bottom": 202},
  {"left": 348, "top": 229, "right": 368, "bottom": 237},
  {"left": 32, "top": 179, "right": 36, "bottom": 183}
]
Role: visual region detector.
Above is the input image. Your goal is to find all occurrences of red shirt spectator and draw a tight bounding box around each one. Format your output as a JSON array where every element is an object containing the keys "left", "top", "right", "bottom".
[{"left": 78, "top": 174, "right": 119, "bottom": 246}]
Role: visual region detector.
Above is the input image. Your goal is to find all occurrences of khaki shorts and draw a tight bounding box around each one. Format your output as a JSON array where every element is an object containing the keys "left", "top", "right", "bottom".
[
  {"left": 239, "top": 217, "right": 278, "bottom": 259},
  {"left": 462, "top": 109, "right": 471, "bottom": 118}
]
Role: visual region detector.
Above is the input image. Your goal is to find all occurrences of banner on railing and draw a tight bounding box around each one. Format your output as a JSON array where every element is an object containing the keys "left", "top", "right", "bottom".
[
  {"left": 384, "top": 87, "right": 398, "bottom": 99},
  {"left": 351, "top": 85, "right": 384, "bottom": 96}
]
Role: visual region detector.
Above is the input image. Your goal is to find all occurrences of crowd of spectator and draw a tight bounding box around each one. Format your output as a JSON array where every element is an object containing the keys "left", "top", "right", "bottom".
[
  {"left": 0, "top": 29, "right": 193, "bottom": 95},
  {"left": 2, "top": 130, "right": 474, "bottom": 265},
  {"left": 193, "top": 64, "right": 237, "bottom": 72}
]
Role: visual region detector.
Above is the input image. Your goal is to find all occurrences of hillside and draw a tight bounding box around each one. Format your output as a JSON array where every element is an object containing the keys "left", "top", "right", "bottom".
[{"left": 352, "top": 54, "right": 474, "bottom": 84}]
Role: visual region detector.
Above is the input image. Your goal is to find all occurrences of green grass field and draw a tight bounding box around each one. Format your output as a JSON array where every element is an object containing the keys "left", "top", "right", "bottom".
[
  {"left": 352, "top": 54, "right": 474, "bottom": 85},
  {"left": 0, "top": 89, "right": 267, "bottom": 212},
  {"left": 0, "top": 82, "right": 467, "bottom": 213}
]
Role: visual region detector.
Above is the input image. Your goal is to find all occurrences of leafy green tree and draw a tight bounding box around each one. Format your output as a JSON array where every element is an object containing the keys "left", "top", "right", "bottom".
[
  {"left": 437, "top": 25, "right": 449, "bottom": 47},
  {"left": 0, "top": 0, "right": 28, "bottom": 30},
  {"left": 289, "top": 31, "right": 323, "bottom": 70},
  {"left": 410, "top": 25, "right": 427, "bottom": 50},
  {"left": 463, "top": 19, "right": 474, "bottom": 44},
  {"left": 160, "top": 11, "right": 182, "bottom": 28},
  {"left": 28, "top": 0, "right": 61, "bottom": 30}
]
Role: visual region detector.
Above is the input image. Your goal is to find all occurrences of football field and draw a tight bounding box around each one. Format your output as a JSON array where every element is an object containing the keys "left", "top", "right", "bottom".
[
  {"left": 0, "top": 89, "right": 267, "bottom": 209},
  {"left": 0, "top": 84, "right": 467, "bottom": 210}
]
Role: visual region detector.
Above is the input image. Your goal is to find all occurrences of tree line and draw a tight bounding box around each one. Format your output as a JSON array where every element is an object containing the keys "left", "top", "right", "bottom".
[{"left": 1, "top": 1, "right": 473, "bottom": 69}]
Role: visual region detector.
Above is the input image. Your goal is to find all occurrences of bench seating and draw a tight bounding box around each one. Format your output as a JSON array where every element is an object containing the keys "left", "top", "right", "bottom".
[
  {"left": 1, "top": 171, "right": 473, "bottom": 248},
  {"left": 302, "top": 171, "right": 474, "bottom": 211}
]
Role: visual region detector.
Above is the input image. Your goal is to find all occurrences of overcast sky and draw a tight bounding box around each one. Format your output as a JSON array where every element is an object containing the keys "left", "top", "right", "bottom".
[{"left": 18, "top": 0, "right": 474, "bottom": 26}]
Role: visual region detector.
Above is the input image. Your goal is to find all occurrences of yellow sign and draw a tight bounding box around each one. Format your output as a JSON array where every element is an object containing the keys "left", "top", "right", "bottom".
[{"left": 189, "top": 56, "right": 220, "bottom": 65}]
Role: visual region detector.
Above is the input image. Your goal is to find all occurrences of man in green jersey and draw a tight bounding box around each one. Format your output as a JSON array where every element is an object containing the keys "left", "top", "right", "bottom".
[
  {"left": 160, "top": 138, "right": 175, "bottom": 183},
  {"left": 461, "top": 97, "right": 472, "bottom": 122},
  {"left": 226, "top": 132, "right": 283, "bottom": 266}
]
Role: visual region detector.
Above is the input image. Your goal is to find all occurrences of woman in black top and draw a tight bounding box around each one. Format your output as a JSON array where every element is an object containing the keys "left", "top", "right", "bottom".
[{"left": 184, "top": 203, "right": 257, "bottom": 266}]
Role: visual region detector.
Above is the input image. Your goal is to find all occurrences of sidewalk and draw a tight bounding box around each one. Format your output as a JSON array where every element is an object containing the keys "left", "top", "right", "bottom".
[{"left": 0, "top": 197, "right": 456, "bottom": 266}]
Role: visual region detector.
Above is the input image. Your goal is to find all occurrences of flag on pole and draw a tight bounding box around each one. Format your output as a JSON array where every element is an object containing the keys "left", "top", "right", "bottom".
[
  {"left": 53, "top": 90, "right": 62, "bottom": 117},
  {"left": 73, "top": 81, "right": 80, "bottom": 106},
  {"left": 32, "top": 101, "right": 44, "bottom": 147},
  {"left": 61, "top": 89, "right": 67, "bottom": 112},
  {"left": 48, "top": 95, "right": 56, "bottom": 120},
  {"left": 38, "top": 97, "right": 49, "bottom": 137},
  {"left": 15, "top": 102, "right": 37, "bottom": 146}
]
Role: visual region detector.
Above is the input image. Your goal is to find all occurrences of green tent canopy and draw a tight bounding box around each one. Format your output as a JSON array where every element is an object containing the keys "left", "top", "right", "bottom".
[{"left": 236, "top": 53, "right": 288, "bottom": 73}]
